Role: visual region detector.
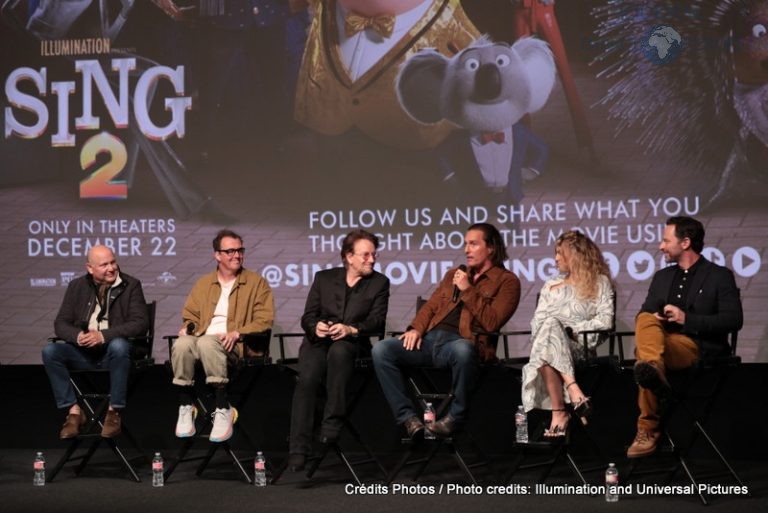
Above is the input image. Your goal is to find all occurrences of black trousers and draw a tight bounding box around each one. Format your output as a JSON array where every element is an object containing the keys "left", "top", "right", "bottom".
[{"left": 288, "top": 338, "right": 366, "bottom": 455}]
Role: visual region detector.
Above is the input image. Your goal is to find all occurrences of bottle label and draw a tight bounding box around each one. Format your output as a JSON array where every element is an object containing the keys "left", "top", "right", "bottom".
[
  {"left": 606, "top": 475, "right": 618, "bottom": 484},
  {"left": 515, "top": 416, "right": 525, "bottom": 426},
  {"left": 34, "top": 461, "right": 45, "bottom": 470},
  {"left": 152, "top": 462, "right": 163, "bottom": 471},
  {"left": 424, "top": 412, "right": 435, "bottom": 423},
  {"left": 255, "top": 462, "right": 265, "bottom": 471}
]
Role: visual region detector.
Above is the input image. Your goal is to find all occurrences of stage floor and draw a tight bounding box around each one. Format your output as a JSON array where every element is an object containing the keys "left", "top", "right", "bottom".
[{"left": 1, "top": 449, "right": 765, "bottom": 513}]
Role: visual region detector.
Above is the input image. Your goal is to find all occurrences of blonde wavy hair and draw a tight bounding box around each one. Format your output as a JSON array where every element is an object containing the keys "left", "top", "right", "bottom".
[{"left": 556, "top": 230, "right": 611, "bottom": 299}]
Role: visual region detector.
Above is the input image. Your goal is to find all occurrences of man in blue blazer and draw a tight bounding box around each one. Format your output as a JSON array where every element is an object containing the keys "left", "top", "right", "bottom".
[
  {"left": 288, "top": 230, "right": 390, "bottom": 471},
  {"left": 627, "top": 216, "right": 743, "bottom": 458}
]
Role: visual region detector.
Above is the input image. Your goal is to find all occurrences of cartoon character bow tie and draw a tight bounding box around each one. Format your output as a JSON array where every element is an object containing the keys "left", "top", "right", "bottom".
[
  {"left": 480, "top": 131, "right": 506, "bottom": 144},
  {"left": 344, "top": 11, "right": 395, "bottom": 38}
]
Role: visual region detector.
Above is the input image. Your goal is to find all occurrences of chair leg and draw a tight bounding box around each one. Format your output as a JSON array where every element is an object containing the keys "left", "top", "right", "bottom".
[
  {"left": 344, "top": 421, "right": 388, "bottom": 480},
  {"left": 387, "top": 446, "right": 417, "bottom": 484},
  {"left": 410, "top": 441, "right": 442, "bottom": 481},
  {"left": 195, "top": 444, "right": 220, "bottom": 476},
  {"left": 105, "top": 438, "right": 141, "bottom": 482},
  {"left": 694, "top": 420, "right": 749, "bottom": 489},
  {"left": 47, "top": 439, "right": 83, "bottom": 483},
  {"left": 564, "top": 450, "right": 588, "bottom": 487},
  {"left": 269, "top": 459, "right": 290, "bottom": 484},
  {"left": 75, "top": 437, "right": 103, "bottom": 476},
  {"left": 449, "top": 442, "right": 478, "bottom": 485},
  {"left": 334, "top": 444, "right": 363, "bottom": 486},
  {"left": 305, "top": 444, "right": 330, "bottom": 479},
  {"left": 164, "top": 438, "right": 194, "bottom": 481},
  {"left": 223, "top": 443, "right": 252, "bottom": 484}
]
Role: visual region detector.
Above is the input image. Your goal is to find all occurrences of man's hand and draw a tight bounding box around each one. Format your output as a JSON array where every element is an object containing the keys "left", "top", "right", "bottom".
[
  {"left": 399, "top": 329, "right": 422, "bottom": 351},
  {"left": 77, "top": 330, "right": 104, "bottom": 348},
  {"left": 219, "top": 331, "right": 241, "bottom": 352},
  {"left": 328, "top": 323, "right": 355, "bottom": 341},
  {"left": 315, "top": 321, "right": 332, "bottom": 338},
  {"left": 453, "top": 267, "right": 471, "bottom": 292},
  {"left": 656, "top": 304, "right": 685, "bottom": 325}
]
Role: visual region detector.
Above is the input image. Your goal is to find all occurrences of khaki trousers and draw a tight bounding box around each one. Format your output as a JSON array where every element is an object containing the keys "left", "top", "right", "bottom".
[
  {"left": 634, "top": 312, "right": 699, "bottom": 431},
  {"left": 171, "top": 335, "right": 231, "bottom": 386}
]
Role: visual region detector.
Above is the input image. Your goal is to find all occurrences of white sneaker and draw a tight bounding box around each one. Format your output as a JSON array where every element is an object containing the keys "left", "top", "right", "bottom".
[
  {"left": 175, "top": 405, "right": 197, "bottom": 438},
  {"left": 209, "top": 406, "right": 238, "bottom": 443}
]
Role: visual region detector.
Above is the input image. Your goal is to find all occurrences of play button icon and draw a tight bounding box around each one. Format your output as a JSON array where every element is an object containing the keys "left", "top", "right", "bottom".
[{"left": 732, "top": 247, "right": 760, "bottom": 278}]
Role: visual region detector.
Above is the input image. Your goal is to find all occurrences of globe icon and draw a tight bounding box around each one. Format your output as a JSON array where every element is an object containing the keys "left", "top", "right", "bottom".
[{"left": 643, "top": 25, "right": 682, "bottom": 65}]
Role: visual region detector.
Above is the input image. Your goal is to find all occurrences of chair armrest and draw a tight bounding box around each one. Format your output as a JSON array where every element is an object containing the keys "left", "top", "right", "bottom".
[
  {"left": 576, "top": 328, "right": 614, "bottom": 363},
  {"left": 274, "top": 332, "right": 305, "bottom": 363},
  {"left": 612, "top": 331, "right": 636, "bottom": 368},
  {"left": 240, "top": 330, "right": 272, "bottom": 361},
  {"left": 165, "top": 334, "right": 179, "bottom": 355},
  {"left": 498, "top": 330, "right": 532, "bottom": 364}
]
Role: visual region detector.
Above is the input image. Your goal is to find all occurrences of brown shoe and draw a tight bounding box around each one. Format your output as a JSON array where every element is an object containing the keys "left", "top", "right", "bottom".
[
  {"left": 101, "top": 409, "right": 122, "bottom": 438},
  {"left": 634, "top": 360, "right": 671, "bottom": 396},
  {"left": 403, "top": 416, "right": 424, "bottom": 440},
  {"left": 428, "top": 415, "right": 458, "bottom": 439},
  {"left": 627, "top": 429, "right": 660, "bottom": 458},
  {"left": 59, "top": 411, "right": 86, "bottom": 439}
]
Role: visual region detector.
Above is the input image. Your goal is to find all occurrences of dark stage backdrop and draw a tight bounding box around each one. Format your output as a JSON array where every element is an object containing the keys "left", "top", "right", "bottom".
[{"left": 1, "top": 0, "right": 765, "bottom": 364}]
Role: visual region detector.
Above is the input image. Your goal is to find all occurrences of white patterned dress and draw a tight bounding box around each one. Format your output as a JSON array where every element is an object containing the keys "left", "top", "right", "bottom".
[{"left": 521, "top": 274, "right": 614, "bottom": 412}]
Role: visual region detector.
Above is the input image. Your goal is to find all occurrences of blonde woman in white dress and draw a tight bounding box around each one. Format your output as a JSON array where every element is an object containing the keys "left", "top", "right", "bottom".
[{"left": 521, "top": 230, "right": 614, "bottom": 437}]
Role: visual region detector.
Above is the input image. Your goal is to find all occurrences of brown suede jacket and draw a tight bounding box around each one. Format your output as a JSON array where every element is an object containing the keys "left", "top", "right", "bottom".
[{"left": 409, "top": 265, "right": 521, "bottom": 362}]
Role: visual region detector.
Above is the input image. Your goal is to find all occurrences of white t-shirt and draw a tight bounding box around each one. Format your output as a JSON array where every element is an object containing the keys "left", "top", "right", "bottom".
[{"left": 205, "top": 279, "right": 235, "bottom": 335}]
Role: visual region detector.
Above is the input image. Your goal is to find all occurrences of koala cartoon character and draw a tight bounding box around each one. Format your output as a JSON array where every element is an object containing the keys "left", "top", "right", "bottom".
[{"left": 396, "top": 36, "right": 556, "bottom": 203}]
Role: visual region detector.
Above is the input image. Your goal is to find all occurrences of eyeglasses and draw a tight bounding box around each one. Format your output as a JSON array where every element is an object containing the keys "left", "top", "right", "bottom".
[
  {"left": 217, "top": 248, "right": 245, "bottom": 256},
  {"left": 353, "top": 252, "right": 378, "bottom": 259}
]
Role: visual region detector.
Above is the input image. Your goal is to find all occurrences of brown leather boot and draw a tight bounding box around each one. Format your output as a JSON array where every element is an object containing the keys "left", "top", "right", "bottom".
[
  {"left": 627, "top": 429, "right": 661, "bottom": 458},
  {"left": 403, "top": 416, "right": 424, "bottom": 440},
  {"left": 101, "top": 409, "right": 122, "bottom": 438},
  {"left": 59, "top": 411, "right": 86, "bottom": 439}
]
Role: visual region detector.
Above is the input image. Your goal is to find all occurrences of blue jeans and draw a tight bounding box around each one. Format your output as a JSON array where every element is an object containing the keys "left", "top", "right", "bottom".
[
  {"left": 372, "top": 330, "right": 477, "bottom": 425},
  {"left": 41, "top": 338, "right": 132, "bottom": 409}
]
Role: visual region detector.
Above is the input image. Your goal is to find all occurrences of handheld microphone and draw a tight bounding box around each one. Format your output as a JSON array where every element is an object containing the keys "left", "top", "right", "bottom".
[
  {"left": 452, "top": 265, "right": 468, "bottom": 303},
  {"left": 186, "top": 322, "right": 196, "bottom": 335}
]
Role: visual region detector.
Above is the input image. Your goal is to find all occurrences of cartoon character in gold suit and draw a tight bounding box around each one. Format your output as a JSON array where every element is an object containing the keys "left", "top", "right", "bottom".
[{"left": 294, "top": 0, "right": 481, "bottom": 149}]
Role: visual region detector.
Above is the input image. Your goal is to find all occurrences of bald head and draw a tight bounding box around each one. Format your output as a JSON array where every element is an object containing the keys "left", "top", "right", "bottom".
[{"left": 86, "top": 245, "right": 118, "bottom": 285}]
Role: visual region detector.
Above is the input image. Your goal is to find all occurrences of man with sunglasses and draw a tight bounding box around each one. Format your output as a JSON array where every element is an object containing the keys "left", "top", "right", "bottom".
[
  {"left": 287, "top": 229, "right": 389, "bottom": 471},
  {"left": 171, "top": 229, "right": 274, "bottom": 442}
]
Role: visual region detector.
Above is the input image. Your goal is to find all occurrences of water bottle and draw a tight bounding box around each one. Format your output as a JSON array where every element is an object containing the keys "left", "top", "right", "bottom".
[
  {"left": 423, "top": 402, "right": 436, "bottom": 440},
  {"left": 33, "top": 452, "right": 45, "bottom": 486},
  {"left": 605, "top": 462, "right": 619, "bottom": 502},
  {"left": 152, "top": 452, "right": 164, "bottom": 487},
  {"left": 254, "top": 451, "right": 267, "bottom": 486},
  {"left": 515, "top": 405, "right": 528, "bottom": 443}
]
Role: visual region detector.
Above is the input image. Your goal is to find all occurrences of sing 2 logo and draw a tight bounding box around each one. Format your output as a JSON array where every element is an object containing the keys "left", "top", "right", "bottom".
[{"left": 4, "top": 58, "right": 191, "bottom": 199}]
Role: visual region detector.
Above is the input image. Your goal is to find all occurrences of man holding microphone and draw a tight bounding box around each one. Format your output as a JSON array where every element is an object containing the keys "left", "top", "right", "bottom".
[{"left": 372, "top": 223, "right": 520, "bottom": 438}]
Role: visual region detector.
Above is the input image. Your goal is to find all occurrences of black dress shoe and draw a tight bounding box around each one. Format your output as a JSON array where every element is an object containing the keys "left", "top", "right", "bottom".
[
  {"left": 288, "top": 453, "right": 306, "bottom": 472},
  {"left": 634, "top": 360, "right": 671, "bottom": 397},
  {"left": 428, "top": 415, "right": 458, "bottom": 438},
  {"left": 319, "top": 434, "right": 338, "bottom": 445},
  {"left": 403, "top": 416, "right": 424, "bottom": 440}
]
